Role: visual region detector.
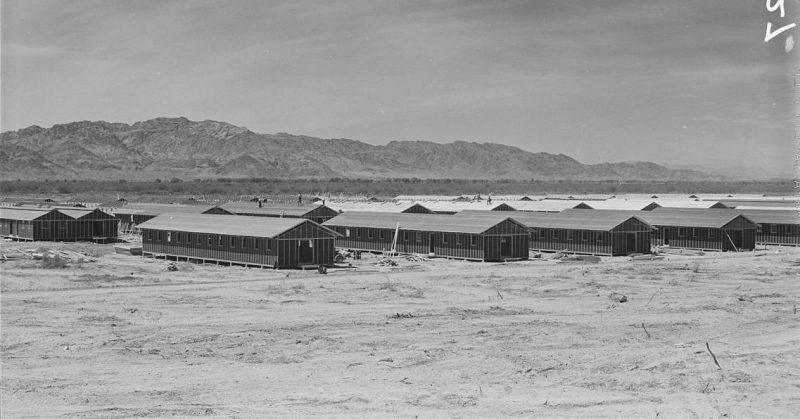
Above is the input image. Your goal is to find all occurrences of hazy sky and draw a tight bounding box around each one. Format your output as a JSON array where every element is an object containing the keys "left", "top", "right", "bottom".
[{"left": 1, "top": 0, "right": 796, "bottom": 173}]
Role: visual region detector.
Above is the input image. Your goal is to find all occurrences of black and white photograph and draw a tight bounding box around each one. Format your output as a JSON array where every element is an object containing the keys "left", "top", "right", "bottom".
[{"left": 1, "top": 0, "right": 798, "bottom": 416}]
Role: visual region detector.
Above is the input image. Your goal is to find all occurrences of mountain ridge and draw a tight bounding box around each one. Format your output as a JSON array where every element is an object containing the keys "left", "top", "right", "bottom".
[{"left": 0, "top": 117, "right": 715, "bottom": 181}]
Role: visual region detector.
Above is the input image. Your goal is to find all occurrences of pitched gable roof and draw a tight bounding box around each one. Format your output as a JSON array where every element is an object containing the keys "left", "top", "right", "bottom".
[
  {"left": 138, "top": 214, "right": 339, "bottom": 238},
  {"left": 324, "top": 212, "right": 527, "bottom": 234}
]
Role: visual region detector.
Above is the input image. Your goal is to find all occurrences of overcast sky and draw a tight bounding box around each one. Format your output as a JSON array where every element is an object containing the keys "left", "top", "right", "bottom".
[{"left": 1, "top": 0, "right": 796, "bottom": 173}]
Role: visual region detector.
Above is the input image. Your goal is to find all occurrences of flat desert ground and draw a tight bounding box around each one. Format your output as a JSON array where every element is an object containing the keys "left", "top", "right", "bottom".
[{"left": 2, "top": 242, "right": 799, "bottom": 417}]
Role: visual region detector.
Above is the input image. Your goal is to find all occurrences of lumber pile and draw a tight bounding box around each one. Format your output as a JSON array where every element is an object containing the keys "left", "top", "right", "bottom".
[{"left": 557, "top": 255, "right": 601, "bottom": 264}]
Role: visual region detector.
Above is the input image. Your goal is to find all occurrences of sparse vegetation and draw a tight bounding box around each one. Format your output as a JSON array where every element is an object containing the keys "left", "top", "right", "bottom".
[
  {"left": 40, "top": 254, "right": 67, "bottom": 269},
  {"left": 0, "top": 178, "right": 792, "bottom": 200},
  {"left": 691, "top": 261, "right": 701, "bottom": 273}
]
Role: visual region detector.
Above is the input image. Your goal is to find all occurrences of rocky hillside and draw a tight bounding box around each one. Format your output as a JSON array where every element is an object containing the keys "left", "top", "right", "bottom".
[{"left": 0, "top": 117, "right": 710, "bottom": 181}]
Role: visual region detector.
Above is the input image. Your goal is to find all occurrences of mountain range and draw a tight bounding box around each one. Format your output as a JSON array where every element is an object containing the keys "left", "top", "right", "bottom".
[{"left": 0, "top": 117, "right": 714, "bottom": 181}]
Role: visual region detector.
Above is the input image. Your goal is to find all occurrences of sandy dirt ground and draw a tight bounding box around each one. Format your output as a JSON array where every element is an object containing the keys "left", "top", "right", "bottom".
[{"left": 1, "top": 241, "right": 799, "bottom": 418}]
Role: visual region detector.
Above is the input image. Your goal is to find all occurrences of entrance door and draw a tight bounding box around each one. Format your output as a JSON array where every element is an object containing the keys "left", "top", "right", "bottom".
[
  {"left": 429, "top": 233, "right": 435, "bottom": 254},
  {"left": 93, "top": 221, "right": 104, "bottom": 237},
  {"left": 299, "top": 240, "right": 314, "bottom": 264},
  {"left": 663, "top": 229, "right": 670, "bottom": 245},
  {"left": 626, "top": 233, "right": 636, "bottom": 253},
  {"left": 500, "top": 236, "right": 512, "bottom": 257},
  {"left": 732, "top": 230, "right": 743, "bottom": 250}
]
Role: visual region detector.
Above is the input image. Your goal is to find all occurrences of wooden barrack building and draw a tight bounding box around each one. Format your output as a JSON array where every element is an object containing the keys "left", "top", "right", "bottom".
[
  {"left": 458, "top": 209, "right": 655, "bottom": 256},
  {"left": 738, "top": 209, "right": 800, "bottom": 247},
  {"left": 138, "top": 214, "right": 339, "bottom": 268},
  {"left": 210, "top": 203, "right": 339, "bottom": 224},
  {"left": 323, "top": 212, "right": 529, "bottom": 261},
  {"left": 113, "top": 204, "right": 225, "bottom": 233},
  {"left": 0, "top": 208, "right": 118, "bottom": 242},
  {"left": 636, "top": 208, "right": 758, "bottom": 252}
]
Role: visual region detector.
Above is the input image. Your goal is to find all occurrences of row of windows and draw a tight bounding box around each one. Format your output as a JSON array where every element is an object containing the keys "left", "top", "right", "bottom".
[
  {"left": 345, "top": 228, "right": 387, "bottom": 240},
  {"left": 757, "top": 224, "right": 796, "bottom": 235},
  {"left": 147, "top": 230, "right": 272, "bottom": 251},
  {"left": 440, "top": 233, "right": 477, "bottom": 246},
  {"left": 532, "top": 229, "right": 604, "bottom": 243},
  {"left": 40, "top": 222, "right": 69, "bottom": 230},
  {"left": 343, "top": 227, "right": 479, "bottom": 246}
]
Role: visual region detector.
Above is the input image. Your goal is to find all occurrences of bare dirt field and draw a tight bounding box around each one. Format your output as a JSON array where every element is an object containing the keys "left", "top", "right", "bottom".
[{"left": 2, "top": 242, "right": 799, "bottom": 417}]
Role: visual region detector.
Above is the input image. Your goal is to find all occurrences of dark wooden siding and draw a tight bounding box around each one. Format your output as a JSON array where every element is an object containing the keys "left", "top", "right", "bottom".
[
  {"left": 530, "top": 228, "right": 615, "bottom": 256},
  {"left": 401, "top": 204, "right": 433, "bottom": 214},
  {"left": 720, "top": 228, "right": 755, "bottom": 251},
  {"left": 203, "top": 207, "right": 234, "bottom": 215},
  {"left": 755, "top": 223, "right": 800, "bottom": 246},
  {"left": 651, "top": 224, "right": 755, "bottom": 251},
  {"left": 0, "top": 219, "right": 34, "bottom": 240},
  {"left": 527, "top": 217, "right": 651, "bottom": 256},
  {"left": 610, "top": 218, "right": 653, "bottom": 233},
  {"left": 642, "top": 203, "right": 660, "bottom": 211},
  {"left": 3, "top": 211, "right": 117, "bottom": 242},
  {"left": 304, "top": 205, "right": 339, "bottom": 224},
  {"left": 274, "top": 238, "right": 335, "bottom": 267},
  {"left": 652, "top": 226, "right": 723, "bottom": 251},
  {"left": 41, "top": 211, "right": 79, "bottom": 241},
  {"left": 70, "top": 210, "right": 119, "bottom": 240},
  {"left": 724, "top": 215, "right": 759, "bottom": 230},
  {"left": 330, "top": 226, "right": 396, "bottom": 253},
  {"left": 492, "top": 203, "right": 516, "bottom": 211},
  {"left": 481, "top": 219, "right": 529, "bottom": 260},
  {"left": 609, "top": 232, "right": 651, "bottom": 255}
]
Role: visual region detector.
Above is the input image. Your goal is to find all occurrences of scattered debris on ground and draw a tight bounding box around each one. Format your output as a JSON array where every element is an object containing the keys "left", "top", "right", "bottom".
[
  {"left": 375, "top": 258, "right": 398, "bottom": 267},
  {"left": 609, "top": 292, "right": 628, "bottom": 303},
  {"left": 558, "top": 255, "right": 601, "bottom": 264}
]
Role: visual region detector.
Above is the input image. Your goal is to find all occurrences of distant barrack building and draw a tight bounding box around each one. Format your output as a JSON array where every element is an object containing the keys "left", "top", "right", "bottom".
[
  {"left": 411, "top": 200, "right": 517, "bottom": 214},
  {"left": 508, "top": 200, "right": 593, "bottom": 212},
  {"left": 651, "top": 200, "right": 730, "bottom": 210},
  {"left": 572, "top": 208, "right": 759, "bottom": 252},
  {"left": 209, "top": 202, "right": 339, "bottom": 224},
  {"left": 323, "top": 212, "right": 529, "bottom": 261},
  {"left": 636, "top": 208, "right": 758, "bottom": 251},
  {"left": 737, "top": 209, "right": 800, "bottom": 247},
  {"left": 324, "top": 201, "right": 433, "bottom": 214},
  {"left": 111, "top": 203, "right": 222, "bottom": 233},
  {"left": 138, "top": 213, "right": 339, "bottom": 269},
  {"left": 456, "top": 210, "right": 654, "bottom": 256},
  {"left": 0, "top": 207, "right": 118, "bottom": 242},
  {"left": 715, "top": 200, "right": 798, "bottom": 210}
]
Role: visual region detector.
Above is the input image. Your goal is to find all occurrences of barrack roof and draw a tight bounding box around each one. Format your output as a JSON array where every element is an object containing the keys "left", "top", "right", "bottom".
[
  {"left": 219, "top": 202, "right": 327, "bottom": 217},
  {"left": 113, "top": 203, "right": 220, "bottom": 216},
  {"left": 0, "top": 207, "right": 54, "bottom": 221},
  {"left": 323, "top": 211, "right": 526, "bottom": 234},
  {"left": 638, "top": 208, "right": 758, "bottom": 228},
  {"left": 458, "top": 209, "right": 654, "bottom": 231},
  {"left": 138, "top": 214, "right": 339, "bottom": 238},
  {"left": 736, "top": 209, "right": 800, "bottom": 225},
  {"left": 323, "top": 201, "right": 431, "bottom": 213},
  {"left": 505, "top": 200, "right": 591, "bottom": 212}
]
